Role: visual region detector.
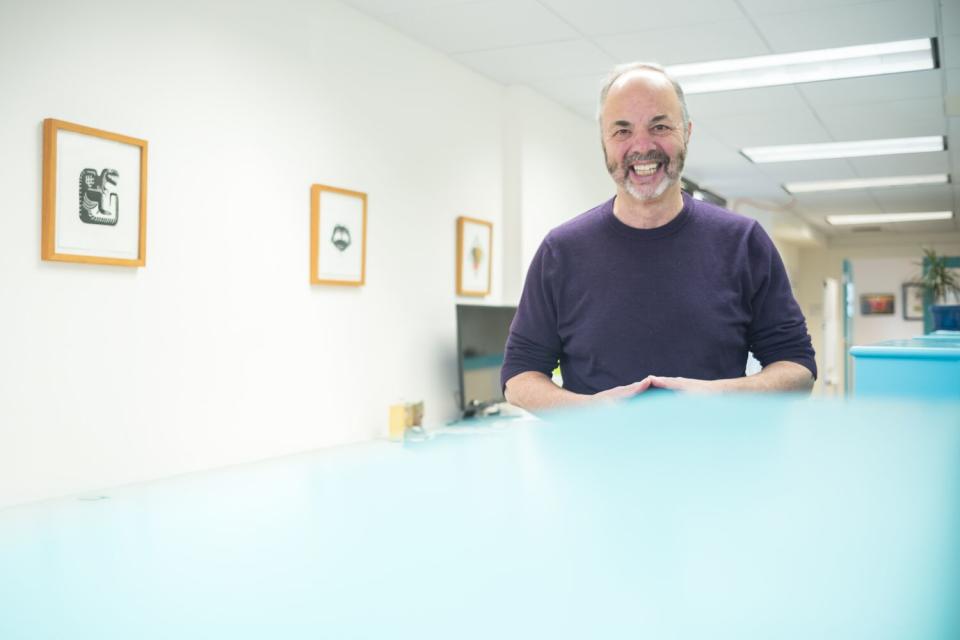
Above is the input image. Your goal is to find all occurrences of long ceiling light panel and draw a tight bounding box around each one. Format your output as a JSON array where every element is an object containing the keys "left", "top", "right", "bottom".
[
  {"left": 826, "top": 211, "right": 954, "bottom": 226},
  {"left": 784, "top": 173, "right": 950, "bottom": 194},
  {"left": 668, "top": 38, "right": 937, "bottom": 94},
  {"left": 742, "top": 136, "right": 945, "bottom": 163}
]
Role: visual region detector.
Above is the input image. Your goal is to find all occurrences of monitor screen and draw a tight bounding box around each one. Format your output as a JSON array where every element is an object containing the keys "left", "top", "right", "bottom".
[{"left": 456, "top": 304, "right": 517, "bottom": 416}]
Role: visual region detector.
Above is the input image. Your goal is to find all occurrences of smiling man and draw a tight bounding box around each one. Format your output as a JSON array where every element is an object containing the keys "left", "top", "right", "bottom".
[{"left": 501, "top": 62, "right": 816, "bottom": 411}]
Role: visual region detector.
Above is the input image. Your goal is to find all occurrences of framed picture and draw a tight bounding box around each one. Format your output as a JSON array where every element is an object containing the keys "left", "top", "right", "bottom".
[
  {"left": 860, "top": 293, "right": 895, "bottom": 316},
  {"left": 902, "top": 283, "right": 924, "bottom": 321},
  {"left": 42, "top": 118, "right": 148, "bottom": 267},
  {"left": 311, "top": 184, "right": 367, "bottom": 286},
  {"left": 456, "top": 216, "right": 492, "bottom": 297}
]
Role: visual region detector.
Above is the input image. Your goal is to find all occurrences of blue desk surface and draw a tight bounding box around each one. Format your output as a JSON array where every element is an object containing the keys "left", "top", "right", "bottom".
[
  {"left": 850, "top": 335, "right": 960, "bottom": 359},
  {"left": 2, "top": 395, "right": 959, "bottom": 639}
]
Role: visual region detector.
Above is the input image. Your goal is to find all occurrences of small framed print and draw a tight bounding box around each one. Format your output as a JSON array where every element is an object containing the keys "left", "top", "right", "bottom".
[
  {"left": 902, "top": 283, "right": 924, "bottom": 321},
  {"left": 311, "top": 184, "right": 367, "bottom": 286},
  {"left": 42, "top": 118, "right": 148, "bottom": 267},
  {"left": 456, "top": 216, "right": 492, "bottom": 297},
  {"left": 860, "top": 293, "right": 895, "bottom": 316}
]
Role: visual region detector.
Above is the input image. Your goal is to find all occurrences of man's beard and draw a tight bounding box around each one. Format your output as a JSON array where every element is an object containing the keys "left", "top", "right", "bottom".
[{"left": 606, "top": 146, "right": 686, "bottom": 202}]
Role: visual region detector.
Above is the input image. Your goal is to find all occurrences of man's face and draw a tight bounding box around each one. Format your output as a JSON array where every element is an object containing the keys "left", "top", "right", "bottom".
[{"left": 600, "top": 71, "right": 690, "bottom": 203}]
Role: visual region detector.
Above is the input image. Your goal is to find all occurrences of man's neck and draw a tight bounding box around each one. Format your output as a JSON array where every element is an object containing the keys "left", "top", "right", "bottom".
[{"left": 612, "top": 186, "right": 685, "bottom": 229}]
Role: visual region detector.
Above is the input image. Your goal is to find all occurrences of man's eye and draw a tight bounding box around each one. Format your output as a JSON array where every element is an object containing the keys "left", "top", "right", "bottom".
[
  {"left": 614, "top": 129, "right": 630, "bottom": 137},
  {"left": 652, "top": 124, "right": 671, "bottom": 133}
]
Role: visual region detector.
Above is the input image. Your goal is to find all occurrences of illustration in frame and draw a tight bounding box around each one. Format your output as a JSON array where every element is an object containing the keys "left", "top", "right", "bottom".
[
  {"left": 456, "top": 216, "right": 492, "bottom": 297},
  {"left": 902, "top": 283, "right": 924, "bottom": 321},
  {"left": 42, "top": 118, "right": 148, "bottom": 267},
  {"left": 311, "top": 184, "right": 367, "bottom": 286},
  {"left": 860, "top": 293, "right": 895, "bottom": 316}
]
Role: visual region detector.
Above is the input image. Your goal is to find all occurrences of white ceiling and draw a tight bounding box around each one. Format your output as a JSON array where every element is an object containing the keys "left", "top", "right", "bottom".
[{"left": 342, "top": 0, "right": 960, "bottom": 239}]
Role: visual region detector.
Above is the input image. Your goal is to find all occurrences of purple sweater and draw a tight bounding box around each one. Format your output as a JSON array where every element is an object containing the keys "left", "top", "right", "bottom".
[{"left": 501, "top": 194, "right": 816, "bottom": 394}]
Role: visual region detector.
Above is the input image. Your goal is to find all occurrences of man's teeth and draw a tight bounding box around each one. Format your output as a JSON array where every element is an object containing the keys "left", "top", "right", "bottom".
[{"left": 631, "top": 162, "right": 659, "bottom": 176}]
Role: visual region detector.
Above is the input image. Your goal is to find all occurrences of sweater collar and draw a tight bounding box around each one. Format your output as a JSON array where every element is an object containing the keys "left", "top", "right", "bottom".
[{"left": 603, "top": 192, "right": 693, "bottom": 239}]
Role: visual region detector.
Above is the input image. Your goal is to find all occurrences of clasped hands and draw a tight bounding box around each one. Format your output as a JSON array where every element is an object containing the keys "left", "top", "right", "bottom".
[{"left": 594, "top": 374, "right": 719, "bottom": 401}]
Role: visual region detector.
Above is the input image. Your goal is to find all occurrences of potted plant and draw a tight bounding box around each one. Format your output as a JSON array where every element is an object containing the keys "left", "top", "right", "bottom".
[{"left": 918, "top": 248, "right": 960, "bottom": 331}]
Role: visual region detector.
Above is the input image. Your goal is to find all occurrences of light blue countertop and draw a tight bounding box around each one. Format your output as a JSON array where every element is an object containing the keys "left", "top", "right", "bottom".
[
  {"left": 851, "top": 335, "right": 960, "bottom": 358},
  {"left": 2, "top": 395, "right": 959, "bottom": 639}
]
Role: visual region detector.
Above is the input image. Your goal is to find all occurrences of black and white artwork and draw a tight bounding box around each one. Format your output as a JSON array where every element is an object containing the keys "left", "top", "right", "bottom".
[
  {"left": 311, "top": 184, "right": 366, "bottom": 286},
  {"left": 43, "top": 119, "right": 147, "bottom": 266},
  {"left": 79, "top": 168, "right": 120, "bottom": 225},
  {"left": 331, "top": 224, "right": 351, "bottom": 251}
]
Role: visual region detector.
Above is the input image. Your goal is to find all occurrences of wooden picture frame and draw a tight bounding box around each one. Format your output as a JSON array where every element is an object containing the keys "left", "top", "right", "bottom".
[
  {"left": 456, "top": 216, "right": 492, "bottom": 297},
  {"left": 902, "top": 283, "right": 924, "bottom": 321},
  {"left": 311, "top": 184, "right": 367, "bottom": 286},
  {"left": 42, "top": 118, "right": 148, "bottom": 267}
]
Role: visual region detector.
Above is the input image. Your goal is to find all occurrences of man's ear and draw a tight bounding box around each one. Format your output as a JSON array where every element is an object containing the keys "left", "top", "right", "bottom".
[{"left": 685, "top": 120, "right": 693, "bottom": 144}]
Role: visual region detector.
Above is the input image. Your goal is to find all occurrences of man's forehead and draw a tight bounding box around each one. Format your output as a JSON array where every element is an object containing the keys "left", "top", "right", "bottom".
[{"left": 602, "top": 71, "right": 681, "bottom": 123}]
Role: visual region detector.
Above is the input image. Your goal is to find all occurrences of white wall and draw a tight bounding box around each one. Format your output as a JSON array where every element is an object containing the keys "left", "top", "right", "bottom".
[
  {"left": 504, "top": 87, "right": 614, "bottom": 297},
  {"left": 0, "top": 0, "right": 630, "bottom": 509},
  {"left": 850, "top": 258, "right": 924, "bottom": 346},
  {"left": 0, "top": 0, "right": 514, "bottom": 508}
]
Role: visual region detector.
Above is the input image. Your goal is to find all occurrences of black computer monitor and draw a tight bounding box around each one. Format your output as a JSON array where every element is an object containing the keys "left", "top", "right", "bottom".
[{"left": 456, "top": 304, "right": 517, "bottom": 417}]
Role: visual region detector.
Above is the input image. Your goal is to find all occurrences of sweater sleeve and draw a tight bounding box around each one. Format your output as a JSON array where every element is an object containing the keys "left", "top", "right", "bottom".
[
  {"left": 500, "top": 239, "right": 564, "bottom": 389},
  {"left": 745, "top": 223, "right": 818, "bottom": 379}
]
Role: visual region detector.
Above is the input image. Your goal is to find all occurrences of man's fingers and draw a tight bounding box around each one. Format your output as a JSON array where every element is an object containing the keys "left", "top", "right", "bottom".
[{"left": 650, "top": 376, "right": 684, "bottom": 389}]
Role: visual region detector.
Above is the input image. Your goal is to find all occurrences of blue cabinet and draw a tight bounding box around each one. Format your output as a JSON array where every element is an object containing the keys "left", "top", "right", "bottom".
[{"left": 850, "top": 333, "right": 960, "bottom": 399}]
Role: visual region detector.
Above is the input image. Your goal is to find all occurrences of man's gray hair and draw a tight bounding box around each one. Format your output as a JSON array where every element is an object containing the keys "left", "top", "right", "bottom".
[{"left": 597, "top": 62, "right": 690, "bottom": 129}]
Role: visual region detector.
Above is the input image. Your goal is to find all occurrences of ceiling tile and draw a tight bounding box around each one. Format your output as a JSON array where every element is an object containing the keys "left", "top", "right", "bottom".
[
  {"left": 685, "top": 85, "right": 809, "bottom": 118},
  {"left": 793, "top": 190, "right": 884, "bottom": 213},
  {"left": 798, "top": 70, "right": 942, "bottom": 109},
  {"left": 825, "top": 219, "right": 958, "bottom": 234},
  {"left": 879, "top": 219, "right": 957, "bottom": 233},
  {"left": 753, "top": 158, "right": 861, "bottom": 184},
  {"left": 682, "top": 132, "right": 774, "bottom": 199},
  {"left": 752, "top": 0, "right": 936, "bottom": 53},
  {"left": 848, "top": 150, "right": 951, "bottom": 176},
  {"left": 943, "top": 35, "right": 960, "bottom": 69},
  {"left": 738, "top": 0, "right": 886, "bottom": 18},
  {"left": 717, "top": 182, "right": 791, "bottom": 202},
  {"left": 539, "top": 0, "right": 744, "bottom": 37},
  {"left": 818, "top": 97, "right": 947, "bottom": 139},
  {"left": 684, "top": 127, "right": 738, "bottom": 164},
  {"left": 377, "top": 0, "right": 580, "bottom": 54},
  {"left": 702, "top": 109, "right": 831, "bottom": 149},
  {"left": 708, "top": 180, "right": 791, "bottom": 202},
  {"left": 531, "top": 74, "right": 607, "bottom": 117},
  {"left": 594, "top": 20, "right": 770, "bottom": 65},
  {"left": 950, "top": 117, "right": 960, "bottom": 138},
  {"left": 454, "top": 39, "right": 615, "bottom": 85},
  {"left": 342, "top": 0, "right": 477, "bottom": 19},
  {"left": 872, "top": 184, "right": 955, "bottom": 211},
  {"left": 943, "top": 0, "right": 960, "bottom": 37},
  {"left": 946, "top": 68, "right": 960, "bottom": 96},
  {"left": 806, "top": 224, "right": 960, "bottom": 238}
]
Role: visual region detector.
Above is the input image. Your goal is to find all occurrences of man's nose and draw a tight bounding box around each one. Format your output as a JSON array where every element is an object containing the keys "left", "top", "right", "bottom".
[
  {"left": 627, "top": 137, "right": 659, "bottom": 157},
  {"left": 626, "top": 131, "right": 658, "bottom": 154}
]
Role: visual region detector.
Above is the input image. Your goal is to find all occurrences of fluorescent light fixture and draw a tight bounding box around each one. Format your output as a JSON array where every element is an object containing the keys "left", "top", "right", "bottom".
[
  {"left": 668, "top": 38, "right": 936, "bottom": 94},
  {"left": 826, "top": 211, "right": 953, "bottom": 226},
  {"left": 784, "top": 173, "right": 949, "bottom": 193},
  {"left": 743, "top": 136, "right": 945, "bottom": 163}
]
